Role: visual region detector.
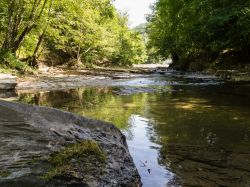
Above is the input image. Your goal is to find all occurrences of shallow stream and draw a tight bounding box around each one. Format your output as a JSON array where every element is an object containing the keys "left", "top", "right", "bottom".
[{"left": 16, "top": 73, "right": 250, "bottom": 186}]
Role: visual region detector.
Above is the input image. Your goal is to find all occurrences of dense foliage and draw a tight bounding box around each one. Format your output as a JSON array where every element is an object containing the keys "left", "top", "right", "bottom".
[
  {"left": 0, "top": 0, "right": 147, "bottom": 71},
  {"left": 147, "top": 0, "right": 250, "bottom": 70}
]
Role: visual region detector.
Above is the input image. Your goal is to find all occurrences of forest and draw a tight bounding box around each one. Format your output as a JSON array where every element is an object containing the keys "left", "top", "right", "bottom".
[
  {"left": 147, "top": 0, "right": 250, "bottom": 71},
  {"left": 0, "top": 0, "right": 147, "bottom": 72},
  {"left": 0, "top": 0, "right": 249, "bottom": 73}
]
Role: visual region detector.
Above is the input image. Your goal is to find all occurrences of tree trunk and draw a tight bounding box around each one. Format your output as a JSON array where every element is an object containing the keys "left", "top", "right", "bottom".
[
  {"left": 171, "top": 51, "right": 179, "bottom": 63},
  {"left": 1, "top": 0, "right": 15, "bottom": 51},
  {"left": 2, "top": 0, "right": 50, "bottom": 55},
  {"left": 30, "top": 0, "right": 54, "bottom": 66}
]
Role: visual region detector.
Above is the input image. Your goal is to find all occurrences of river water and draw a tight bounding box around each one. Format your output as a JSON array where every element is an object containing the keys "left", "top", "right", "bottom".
[{"left": 16, "top": 73, "right": 250, "bottom": 187}]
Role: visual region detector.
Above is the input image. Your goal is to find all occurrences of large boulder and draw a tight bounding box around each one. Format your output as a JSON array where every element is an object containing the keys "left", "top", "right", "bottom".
[
  {"left": 0, "top": 100, "right": 141, "bottom": 187},
  {"left": 0, "top": 74, "right": 17, "bottom": 90}
]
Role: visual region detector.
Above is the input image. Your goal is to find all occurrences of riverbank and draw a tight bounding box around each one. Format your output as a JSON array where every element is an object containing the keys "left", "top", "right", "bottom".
[
  {"left": 170, "top": 59, "right": 250, "bottom": 81},
  {"left": 16, "top": 67, "right": 250, "bottom": 92},
  {"left": 15, "top": 64, "right": 169, "bottom": 91},
  {"left": 1, "top": 63, "right": 250, "bottom": 97}
]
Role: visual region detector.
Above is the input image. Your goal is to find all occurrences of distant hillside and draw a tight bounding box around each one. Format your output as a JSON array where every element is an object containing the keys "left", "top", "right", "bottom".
[
  {"left": 134, "top": 23, "right": 148, "bottom": 43},
  {"left": 134, "top": 23, "right": 147, "bottom": 34}
]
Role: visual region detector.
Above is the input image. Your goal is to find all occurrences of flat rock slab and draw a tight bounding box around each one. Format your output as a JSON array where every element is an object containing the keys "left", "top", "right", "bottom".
[
  {"left": 216, "top": 70, "right": 250, "bottom": 82},
  {"left": 0, "top": 74, "right": 17, "bottom": 90},
  {"left": 0, "top": 100, "right": 141, "bottom": 187}
]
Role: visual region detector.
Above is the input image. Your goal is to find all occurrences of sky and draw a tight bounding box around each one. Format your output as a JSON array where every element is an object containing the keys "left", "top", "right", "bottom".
[{"left": 113, "top": 0, "right": 156, "bottom": 28}]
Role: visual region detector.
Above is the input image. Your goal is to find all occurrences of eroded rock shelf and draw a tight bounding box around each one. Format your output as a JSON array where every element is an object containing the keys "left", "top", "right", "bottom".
[{"left": 0, "top": 100, "right": 141, "bottom": 187}]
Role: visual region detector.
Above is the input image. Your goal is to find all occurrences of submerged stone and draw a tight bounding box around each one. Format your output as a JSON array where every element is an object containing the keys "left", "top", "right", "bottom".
[
  {"left": 161, "top": 144, "right": 250, "bottom": 187},
  {"left": 0, "top": 100, "right": 141, "bottom": 187}
]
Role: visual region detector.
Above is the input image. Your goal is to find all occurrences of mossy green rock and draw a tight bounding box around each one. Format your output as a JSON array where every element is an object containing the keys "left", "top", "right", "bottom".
[{"left": 45, "top": 141, "right": 106, "bottom": 180}]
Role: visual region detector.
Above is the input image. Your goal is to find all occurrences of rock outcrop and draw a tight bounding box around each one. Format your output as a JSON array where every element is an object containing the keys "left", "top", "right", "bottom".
[
  {"left": 0, "top": 74, "right": 17, "bottom": 90},
  {"left": 215, "top": 70, "right": 250, "bottom": 82},
  {"left": 0, "top": 100, "right": 141, "bottom": 187}
]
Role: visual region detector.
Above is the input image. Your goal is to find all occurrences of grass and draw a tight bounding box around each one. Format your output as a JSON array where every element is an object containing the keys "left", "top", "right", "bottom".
[
  {"left": 0, "top": 51, "right": 35, "bottom": 75},
  {"left": 44, "top": 140, "right": 106, "bottom": 180}
]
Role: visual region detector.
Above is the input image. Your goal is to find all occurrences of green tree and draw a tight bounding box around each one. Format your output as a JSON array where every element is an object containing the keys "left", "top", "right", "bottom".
[
  {"left": 0, "top": 0, "right": 147, "bottom": 71},
  {"left": 147, "top": 0, "right": 250, "bottom": 70},
  {"left": 0, "top": 0, "right": 52, "bottom": 54}
]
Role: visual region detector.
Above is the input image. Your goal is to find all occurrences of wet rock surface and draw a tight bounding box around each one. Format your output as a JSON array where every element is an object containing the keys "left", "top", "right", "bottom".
[{"left": 0, "top": 100, "right": 141, "bottom": 187}]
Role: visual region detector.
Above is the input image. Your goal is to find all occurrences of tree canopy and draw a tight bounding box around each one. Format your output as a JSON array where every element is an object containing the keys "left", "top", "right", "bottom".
[
  {"left": 0, "top": 0, "right": 147, "bottom": 71},
  {"left": 147, "top": 0, "right": 250, "bottom": 70}
]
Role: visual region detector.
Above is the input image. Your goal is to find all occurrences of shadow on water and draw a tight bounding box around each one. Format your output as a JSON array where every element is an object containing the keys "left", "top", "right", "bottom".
[
  {"left": 0, "top": 90, "right": 17, "bottom": 99},
  {"left": 14, "top": 75, "right": 250, "bottom": 187}
]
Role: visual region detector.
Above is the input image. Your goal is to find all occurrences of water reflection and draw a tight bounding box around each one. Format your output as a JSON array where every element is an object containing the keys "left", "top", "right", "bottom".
[
  {"left": 16, "top": 83, "right": 250, "bottom": 186},
  {"left": 125, "top": 115, "right": 175, "bottom": 187}
]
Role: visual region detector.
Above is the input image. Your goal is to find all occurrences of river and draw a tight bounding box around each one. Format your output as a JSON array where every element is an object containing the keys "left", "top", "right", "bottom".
[{"left": 15, "top": 72, "right": 250, "bottom": 186}]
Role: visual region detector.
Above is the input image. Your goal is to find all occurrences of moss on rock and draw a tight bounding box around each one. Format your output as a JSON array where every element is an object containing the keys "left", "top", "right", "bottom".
[
  {"left": 44, "top": 140, "right": 106, "bottom": 180},
  {"left": 0, "top": 171, "right": 11, "bottom": 178}
]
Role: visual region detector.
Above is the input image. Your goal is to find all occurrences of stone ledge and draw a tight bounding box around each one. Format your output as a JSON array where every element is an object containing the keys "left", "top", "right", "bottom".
[{"left": 0, "top": 74, "right": 17, "bottom": 90}]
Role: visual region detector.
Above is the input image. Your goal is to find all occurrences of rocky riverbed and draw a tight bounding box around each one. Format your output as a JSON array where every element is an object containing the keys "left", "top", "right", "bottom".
[
  {"left": 161, "top": 144, "right": 250, "bottom": 187},
  {"left": 0, "top": 100, "right": 141, "bottom": 187}
]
